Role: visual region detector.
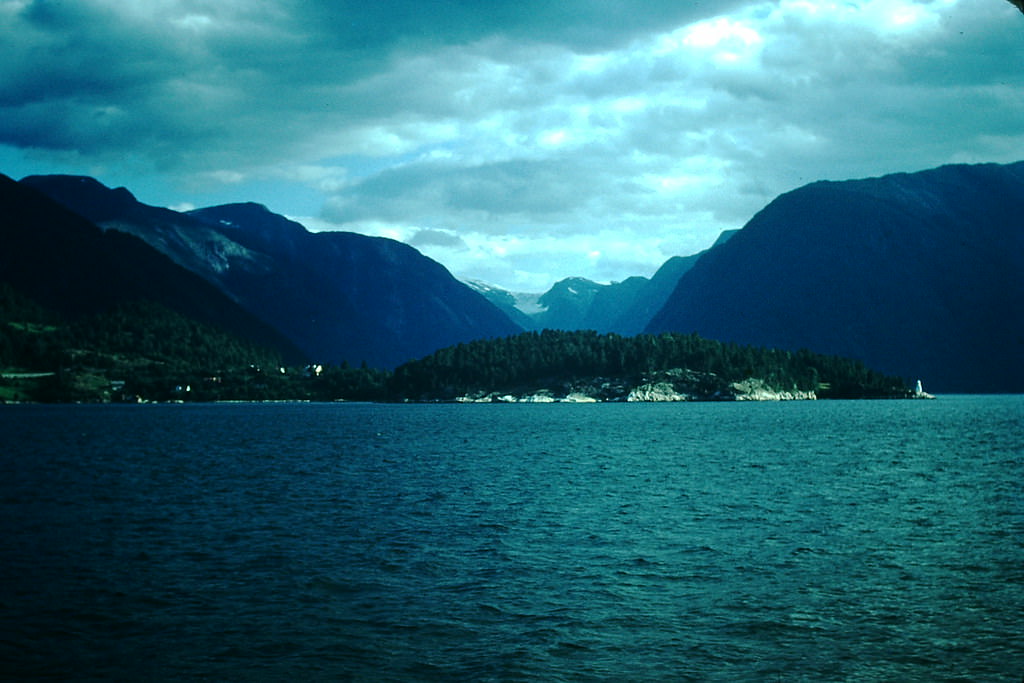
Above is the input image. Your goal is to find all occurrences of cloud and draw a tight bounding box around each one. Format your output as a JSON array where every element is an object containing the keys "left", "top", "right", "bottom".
[
  {"left": 408, "top": 228, "right": 469, "bottom": 250},
  {"left": 1, "top": 0, "right": 1022, "bottom": 290}
]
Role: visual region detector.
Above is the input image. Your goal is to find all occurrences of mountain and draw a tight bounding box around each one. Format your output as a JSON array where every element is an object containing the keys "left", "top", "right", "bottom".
[
  {"left": 21, "top": 175, "right": 522, "bottom": 368},
  {"left": 0, "top": 173, "right": 306, "bottom": 364},
  {"left": 532, "top": 277, "right": 609, "bottom": 330},
  {"left": 610, "top": 230, "right": 738, "bottom": 334},
  {"left": 18, "top": 176, "right": 274, "bottom": 291},
  {"left": 647, "top": 162, "right": 1024, "bottom": 393},
  {"left": 464, "top": 280, "right": 537, "bottom": 329},
  {"left": 468, "top": 230, "right": 737, "bottom": 335},
  {"left": 189, "top": 203, "right": 522, "bottom": 367},
  {"left": 470, "top": 276, "right": 630, "bottom": 332}
]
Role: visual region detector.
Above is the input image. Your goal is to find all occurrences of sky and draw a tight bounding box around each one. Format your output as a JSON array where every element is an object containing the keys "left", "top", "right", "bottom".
[{"left": 2, "top": 0, "right": 1022, "bottom": 292}]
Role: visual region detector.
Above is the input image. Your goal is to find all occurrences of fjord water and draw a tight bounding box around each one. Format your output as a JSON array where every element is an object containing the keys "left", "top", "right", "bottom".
[{"left": 1, "top": 398, "right": 1021, "bottom": 681}]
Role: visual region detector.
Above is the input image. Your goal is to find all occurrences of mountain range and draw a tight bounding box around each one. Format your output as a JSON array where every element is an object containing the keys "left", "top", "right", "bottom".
[
  {"left": 648, "top": 161, "right": 1024, "bottom": 393},
  {"left": 0, "top": 174, "right": 306, "bottom": 364},
  {"left": 469, "top": 230, "right": 736, "bottom": 335},
  {"left": 16, "top": 175, "right": 520, "bottom": 369},
  {"left": 3, "top": 161, "right": 1022, "bottom": 391}
]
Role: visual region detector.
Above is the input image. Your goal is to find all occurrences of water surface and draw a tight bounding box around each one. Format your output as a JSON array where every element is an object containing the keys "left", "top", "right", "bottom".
[{"left": 1, "top": 397, "right": 1021, "bottom": 680}]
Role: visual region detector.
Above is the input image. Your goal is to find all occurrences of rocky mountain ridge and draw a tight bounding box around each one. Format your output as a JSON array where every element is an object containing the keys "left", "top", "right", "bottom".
[
  {"left": 468, "top": 230, "right": 736, "bottom": 335},
  {"left": 19, "top": 175, "right": 521, "bottom": 368},
  {"left": 0, "top": 174, "right": 305, "bottom": 364}
]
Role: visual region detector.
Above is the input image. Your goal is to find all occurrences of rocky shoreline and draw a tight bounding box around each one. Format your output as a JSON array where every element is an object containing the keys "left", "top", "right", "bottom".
[{"left": 454, "top": 369, "right": 820, "bottom": 403}]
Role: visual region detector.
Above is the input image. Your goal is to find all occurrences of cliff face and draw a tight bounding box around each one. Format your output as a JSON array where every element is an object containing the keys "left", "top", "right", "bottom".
[
  {"left": 647, "top": 162, "right": 1024, "bottom": 393},
  {"left": 727, "top": 378, "right": 816, "bottom": 401}
]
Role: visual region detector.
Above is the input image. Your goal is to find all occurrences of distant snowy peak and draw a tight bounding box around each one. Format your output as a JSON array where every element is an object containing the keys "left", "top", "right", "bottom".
[
  {"left": 464, "top": 279, "right": 507, "bottom": 297},
  {"left": 512, "top": 292, "right": 546, "bottom": 316},
  {"left": 539, "top": 277, "right": 602, "bottom": 305},
  {"left": 465, "top": 279, "right": 545, "bottom": 326},
  {"left": 464, "top": 228, "right": 737, "bottom": 335}
]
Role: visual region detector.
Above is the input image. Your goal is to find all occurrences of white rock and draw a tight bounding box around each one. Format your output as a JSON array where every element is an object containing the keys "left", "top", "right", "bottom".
[
  {"left": 561, "top": 392, "right": 598, "bottom": 403},
  {"left": 626, "top": 382, "right": 688, "bottom": 402}
]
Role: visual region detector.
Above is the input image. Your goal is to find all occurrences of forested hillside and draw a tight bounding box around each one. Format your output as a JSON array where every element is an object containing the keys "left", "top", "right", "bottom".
[
  {"left": 0, "top": 173, "right": 305, "bottom": 364},
  {"left": 0, "top": 286, "right": 388, "bottom": 403},
  {"left": 389, "top": 329, "right": 910, "bottom": 401}
]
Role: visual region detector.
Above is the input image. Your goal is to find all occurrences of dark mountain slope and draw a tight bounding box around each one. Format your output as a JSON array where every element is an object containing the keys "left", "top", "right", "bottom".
[
  {"left": 188, "top": 204, "right": 522, "bottom": 368},
  {"left": 471, "top": 228, "right": 737, "bottom": 335},
  {"left": 0, "top": 174, "right": 306, "bottom": 364},
  {"left": 585, "top": 277, "right": 649, "bottom": 332},
  {"left": 494, "top": 230, "right": 739, "bottom": 335},
  {"left": 21, "top": 176, "right": 522, "bottom": 368},
  {"left": 20, "top": 176, "right": 276, "bottom": 290},
  {"left": 611, "top": 230, "right": 738, "bottom": 334},
  {"left": 530, "top": 277, "right": 607, "bottom": 331},
  {"left": 647, "top": 162, "right": 1024, "bottom": 393},
  {"left": 463, "top": 281, "right": 537, "bottom": 330}
]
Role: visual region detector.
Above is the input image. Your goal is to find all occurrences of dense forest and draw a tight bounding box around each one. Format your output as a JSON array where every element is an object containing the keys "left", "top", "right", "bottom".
[
  {"left": 389, "top": 328, "right": 910, "bottom": 400},
  {"left": 0, "top": 287, "right": 386, "bottom": 402}
]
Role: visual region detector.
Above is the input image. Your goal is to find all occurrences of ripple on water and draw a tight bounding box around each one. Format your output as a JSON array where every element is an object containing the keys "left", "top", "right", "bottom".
[{"left": 0, "top": 397, "right": 1021, "bottom": 681}]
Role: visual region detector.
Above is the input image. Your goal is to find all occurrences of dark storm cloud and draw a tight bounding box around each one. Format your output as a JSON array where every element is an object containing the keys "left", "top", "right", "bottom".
[
  {"left": 293, "top": 1, "right": 752, "bottom": 53},
  {"left": 326, "top": 157, "right": 596, "bottom": 221},
  {"left": 0, "top": 0, "right": 744, "bottom": 169},
  {"left": 1, "top": 0, "right": 1021, "bottom": 290}
]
